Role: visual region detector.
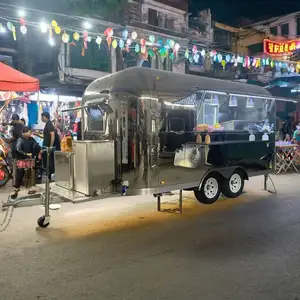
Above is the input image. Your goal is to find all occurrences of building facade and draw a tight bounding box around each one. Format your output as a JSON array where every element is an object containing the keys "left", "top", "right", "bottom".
[
  {"left": 234, "top": 12, "right": 300, "bottom": 58},
  {"left": 58, "top": 0, "right": 189, "bottom": 86}
]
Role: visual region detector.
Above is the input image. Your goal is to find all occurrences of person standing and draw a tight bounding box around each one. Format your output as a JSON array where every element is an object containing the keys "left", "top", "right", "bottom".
[
  {"left": 7, "top": 114, "right": 24, "bottom": 159},
  {"left": 41, "top": 112, "right": 57, "bottom": 179},
  {"left": 11, "top": 127, "right": 41, "bottom": 199}
]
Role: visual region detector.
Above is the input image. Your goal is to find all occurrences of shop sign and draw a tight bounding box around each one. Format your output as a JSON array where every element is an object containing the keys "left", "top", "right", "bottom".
[{"left": 263, "top": 39, "right": 300, "bottom": 56}]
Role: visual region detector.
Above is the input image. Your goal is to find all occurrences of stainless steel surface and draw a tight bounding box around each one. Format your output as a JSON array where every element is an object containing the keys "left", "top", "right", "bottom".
[
  {"left": 54, "top": 151, "right": 74, "bottom": 190},
  {"left": 55, "top": 68, "right": 279, "bottom": 196},
  {"left": 49, "top": 184, "right": 120, "bottom": 203},
  {"left": 174, "top": 144, "right": 209, "bottom": 168},
  {"left": 82, "top": 67, "right": 272, "bottom": 102},
  {"left": 73, "top": 141, "right": 115, "bottom": 196}
]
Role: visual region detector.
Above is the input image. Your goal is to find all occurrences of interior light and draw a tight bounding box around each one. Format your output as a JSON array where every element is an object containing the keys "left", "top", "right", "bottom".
[
  {"left": 83, "top": 21, "right": 92, "bottom": 29},
  {"left": 212, "top": 94, "right": 219, "bottom": 105},
  {"left": 18, "top": 10, "right": 26, "bottom": 17},
  {"left": 229, "top": 95, "right": 237, "bottom": 107},
  {"left": 246, "top": 97, "right": 254, "bottom": 108},
  {"left": 48, "top": 38, "right": 55, "bottom": 46},
  {"left": 40, "top": 22, "right": 48, "bottom": 33}
]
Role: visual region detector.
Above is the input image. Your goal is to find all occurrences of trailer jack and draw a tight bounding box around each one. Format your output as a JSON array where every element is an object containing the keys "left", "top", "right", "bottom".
[
  {"left": 155, "top": 190, "right": 183, "bottom": 214},
  {"left": 263, "top": 174, "right": 277, "bottom": 195}
]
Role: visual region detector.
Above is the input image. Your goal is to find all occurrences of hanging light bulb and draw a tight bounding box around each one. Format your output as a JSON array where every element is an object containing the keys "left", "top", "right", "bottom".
[
  {"left": 229, "top": 95, "right": 237, "bottom": 107},
  {"left": 40, "top": 22, "right": 48, "bottom": 33},
  {"left": 48, "top": 38, "right": 55, "bottom": 46},
  {"left": 18, "top": 10, "right": 26, "bottom": 17},
  {"left": 83, "top": 21, "right": 92, "bottom": 29}
]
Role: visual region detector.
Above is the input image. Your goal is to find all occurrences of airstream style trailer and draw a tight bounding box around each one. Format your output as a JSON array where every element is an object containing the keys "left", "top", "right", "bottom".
[{"left": 54, "top": 67, "right": 278, "bottom": 206}]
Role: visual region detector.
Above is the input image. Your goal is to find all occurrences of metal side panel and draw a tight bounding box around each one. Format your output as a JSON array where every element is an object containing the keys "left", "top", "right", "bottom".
[
  {"left": 54, "top": 151, "right": 74, "bottom": 190},
  {"left": 73, "top": 142, "right": 89, "bottom": 195}
]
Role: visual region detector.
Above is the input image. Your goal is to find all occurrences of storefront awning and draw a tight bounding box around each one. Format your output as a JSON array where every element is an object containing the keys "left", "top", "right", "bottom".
[{"left": 0, "top": 62, "right": 39, "bottom": 92}]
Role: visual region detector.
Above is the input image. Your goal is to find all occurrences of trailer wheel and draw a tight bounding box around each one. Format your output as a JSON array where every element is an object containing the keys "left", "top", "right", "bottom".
[
  {"left": 194, "top": 173, "right": 221, "bottom": 204},
  {"left": 221, "top": 170, "right": 244, "bottom": 198}
]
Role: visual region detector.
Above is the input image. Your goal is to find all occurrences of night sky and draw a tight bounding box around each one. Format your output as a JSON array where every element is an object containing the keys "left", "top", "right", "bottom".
[{"left": 190, "top": 0, "right": 300, "bottom": 25}]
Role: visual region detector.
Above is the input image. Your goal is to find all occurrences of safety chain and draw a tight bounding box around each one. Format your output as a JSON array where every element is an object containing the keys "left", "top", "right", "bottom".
[{"left": 0, "top": 205, "right": 15, "bottom": 232}]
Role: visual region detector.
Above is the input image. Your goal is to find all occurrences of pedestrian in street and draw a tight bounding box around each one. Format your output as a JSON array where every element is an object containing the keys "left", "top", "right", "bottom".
[
  {"left": 10, "top": 127, "right": 42, "bottom": 199},
  {"left": 20, "top": 118, "right": 26, "bottom": 126}
]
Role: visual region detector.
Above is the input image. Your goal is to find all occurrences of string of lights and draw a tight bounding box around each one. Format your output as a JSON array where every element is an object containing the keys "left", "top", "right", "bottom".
[{"left": 0, "top": 1, "right": 298, "bottom": 73}]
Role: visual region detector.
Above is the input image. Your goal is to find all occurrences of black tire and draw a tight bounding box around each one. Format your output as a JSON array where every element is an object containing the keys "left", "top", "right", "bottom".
[
  {"left": 194, "top": 173, "right": 221, "bottom": 204},
  {"left": 0, "top": 166, "right": 10, "bottom": 188},
  {"left": 37, "top": 216, "right": 50, "bottom": 228},
  {"left": 221, "top": 170, "right": 245, "bottom": 198}
]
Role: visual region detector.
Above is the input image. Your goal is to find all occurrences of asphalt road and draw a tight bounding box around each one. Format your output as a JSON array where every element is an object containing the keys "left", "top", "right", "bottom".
[{"left": 0, "top": 175, "right": 300, "bottom": 300}]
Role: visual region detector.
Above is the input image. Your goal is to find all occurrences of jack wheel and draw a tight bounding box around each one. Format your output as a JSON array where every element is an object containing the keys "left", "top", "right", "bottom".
[{"left": 37, "top": 216, "right": 50, "bottom": 228}]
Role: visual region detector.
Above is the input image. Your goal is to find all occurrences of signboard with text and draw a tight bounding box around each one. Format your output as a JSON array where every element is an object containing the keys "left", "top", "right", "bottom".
[{"left": 263, "top": 39, "right": 300, "bottom": 56}]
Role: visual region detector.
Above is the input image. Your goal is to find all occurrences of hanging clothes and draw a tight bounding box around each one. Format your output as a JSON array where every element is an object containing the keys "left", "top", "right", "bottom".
[{"left": 27, "top": 101, "right": 38, "bottom": 128}]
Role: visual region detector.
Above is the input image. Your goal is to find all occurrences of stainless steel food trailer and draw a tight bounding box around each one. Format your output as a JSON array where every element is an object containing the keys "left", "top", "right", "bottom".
[{"left": 54, "top": 67, "right": 280, "bottom": 209}]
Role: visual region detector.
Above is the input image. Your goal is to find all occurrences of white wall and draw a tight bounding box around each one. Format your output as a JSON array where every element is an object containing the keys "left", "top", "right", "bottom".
[
  {"left": 58, "top": 43, "right": 109, "bottom": 83},
  {"left": 253, "top": 13, "right": 298, "bottom": 40},
  {"left": 142, "top": 0, "right": 187, "bottom": 33}
]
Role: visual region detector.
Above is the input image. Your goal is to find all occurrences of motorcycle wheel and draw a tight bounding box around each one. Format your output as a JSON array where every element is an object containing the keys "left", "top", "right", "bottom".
[{"left": 0, "top": 166, "right": 10, "bottom": 187}]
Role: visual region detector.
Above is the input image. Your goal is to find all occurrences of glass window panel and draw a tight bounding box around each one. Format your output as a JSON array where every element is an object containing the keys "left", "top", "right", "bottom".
[
  {"left": 196, "top": 92, "right": 275, "bottom": 132},
  {"left": 85, "top": 107, "right": 104, "bottom": 131}
]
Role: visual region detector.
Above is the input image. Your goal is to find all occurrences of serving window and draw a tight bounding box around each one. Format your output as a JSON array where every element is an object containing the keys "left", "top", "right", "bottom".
[
  {"left": 197, "top": 91, "right": 275, "bottom": 132},
  {"left": 85, "top": 106, "right": 105, "bottom": 132}
]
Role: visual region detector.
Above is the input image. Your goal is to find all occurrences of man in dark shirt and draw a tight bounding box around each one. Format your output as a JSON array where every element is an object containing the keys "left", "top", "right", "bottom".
[
  {"left": 9, "top": 114, "right": 24, "bottom": 159},
  {"left": 10, "top": 127, "right": 42, "bottom": 199},
  {"left": 41, "top": 112, "right": 57, "bottom": 179}
]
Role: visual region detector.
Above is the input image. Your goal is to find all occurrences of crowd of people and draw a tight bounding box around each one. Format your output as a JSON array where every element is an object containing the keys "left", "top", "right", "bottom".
[
  {"left": 277, "top": 117, "right": 300, "bottom": 146},
  {"left": 3, "top": 112, "right": 61, "bottom": 199}
]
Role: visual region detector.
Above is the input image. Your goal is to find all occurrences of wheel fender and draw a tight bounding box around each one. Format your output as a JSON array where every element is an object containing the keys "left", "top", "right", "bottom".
[
  {"left": 198, "top": 170, "right": 221, "bottom": 191},
  {"left": 217, "top": 167, "right": 249, "bottom": 181},
  {"left": 233, "top": 167, "right": 249, "bottom": 181}
]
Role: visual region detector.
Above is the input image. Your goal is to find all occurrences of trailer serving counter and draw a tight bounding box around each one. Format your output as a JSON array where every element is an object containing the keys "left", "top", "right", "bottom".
[{"left": 55, "top": 141, "right": 115, "bottom": 197}]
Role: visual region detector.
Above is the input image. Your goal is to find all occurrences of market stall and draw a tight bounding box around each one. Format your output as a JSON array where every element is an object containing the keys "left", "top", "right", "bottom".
[
  {"left": 0, "top": 62, "right": 40, "bottom": 126},
  {"left": 0, "top": 62, "right": 39, "bottom": 92},
  {"left": 29, "top": 93, "right": 81, "bottom": 133}
]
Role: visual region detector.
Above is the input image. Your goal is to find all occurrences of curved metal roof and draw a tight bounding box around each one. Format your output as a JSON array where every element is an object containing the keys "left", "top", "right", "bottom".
[{"left": 83, "top": 67, "right": 272, "bottom": 103}]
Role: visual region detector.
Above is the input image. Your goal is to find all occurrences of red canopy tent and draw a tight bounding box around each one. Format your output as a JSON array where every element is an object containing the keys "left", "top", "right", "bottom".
[{"left": 0, "top": 62, "right": 39, "bottom": 92}]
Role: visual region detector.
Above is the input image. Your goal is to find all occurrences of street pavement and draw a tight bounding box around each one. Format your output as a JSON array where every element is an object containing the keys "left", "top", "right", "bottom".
[{"left": 0, "top": 174, "right": 300, "bottom": 300}]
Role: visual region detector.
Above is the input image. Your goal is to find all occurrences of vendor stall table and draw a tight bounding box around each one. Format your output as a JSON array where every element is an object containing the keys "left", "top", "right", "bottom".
[{"left": 275, "top": 143, "right": 299, "bottom": 174}]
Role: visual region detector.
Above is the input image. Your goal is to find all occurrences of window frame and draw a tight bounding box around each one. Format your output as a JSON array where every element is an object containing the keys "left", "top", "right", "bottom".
[
  {"left": 280, "top": 23, "right": 289, "bottom": 37},
  {"left": 270, "top": 26, "right": 278, "bottom": 36}
]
